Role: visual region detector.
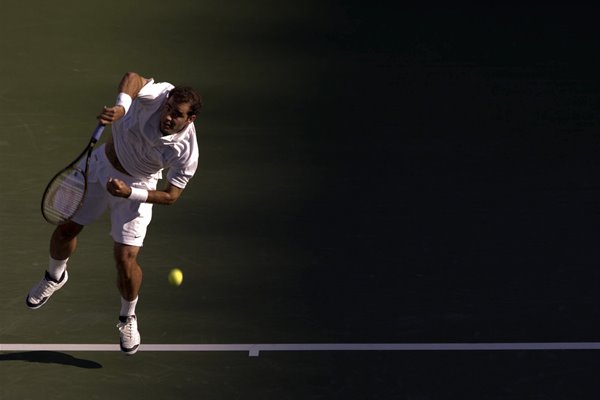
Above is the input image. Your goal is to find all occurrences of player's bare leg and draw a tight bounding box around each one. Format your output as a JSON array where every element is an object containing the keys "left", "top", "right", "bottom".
[
  {"left": 114, "top": 242, "right": 142, "bottom": 355},
  {"left": 114, "top": 243, "right": 143, "bottom": 301},
  {"left": 50, "top": 221, "right": 84, "bottom": 260}
]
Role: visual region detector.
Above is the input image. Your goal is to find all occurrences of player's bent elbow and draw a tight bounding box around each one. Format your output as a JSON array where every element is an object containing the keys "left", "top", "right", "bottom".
[
  {"left": 163, "top": 191, "right": 182, "bottom": 206},
  {"left": 123, "top": 71, "right": 142, "bottom": 82},
  {"left": 162, "top": 184, "right": 184, "bottom": 206},
  {"left": 164, "top": 196, "right": 178, "bottom": 206}
]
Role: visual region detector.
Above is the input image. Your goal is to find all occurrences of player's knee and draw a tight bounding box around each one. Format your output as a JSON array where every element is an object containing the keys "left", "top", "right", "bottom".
[
  {"left": 115, "top": 253, "right": 135, "bottom": 269},
  {"left": 55, "top": 222, "right": 83, "bottom": 241},
  {"left": 113, "top": 245, "right": 140, "bottom": 271}
]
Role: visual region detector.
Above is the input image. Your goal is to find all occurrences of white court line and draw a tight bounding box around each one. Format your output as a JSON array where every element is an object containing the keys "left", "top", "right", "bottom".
[{"left": 2, "top": 343, "right": 600, "bottom": 357}]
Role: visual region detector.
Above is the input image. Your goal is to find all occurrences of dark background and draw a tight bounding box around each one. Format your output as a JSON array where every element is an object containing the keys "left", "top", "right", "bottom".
[{"left": 2, "top": 2, "right": 600, "bottom": 399}]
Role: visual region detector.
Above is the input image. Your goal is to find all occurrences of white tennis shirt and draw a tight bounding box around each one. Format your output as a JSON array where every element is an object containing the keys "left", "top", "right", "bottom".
[{"left": 112, "top": 79, "right": 199, "bottom": 188}]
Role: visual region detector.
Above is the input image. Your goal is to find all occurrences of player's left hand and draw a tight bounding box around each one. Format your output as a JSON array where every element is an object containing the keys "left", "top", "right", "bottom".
[{"left": 106, "top": 177, "right": 131, "bottom": 198}]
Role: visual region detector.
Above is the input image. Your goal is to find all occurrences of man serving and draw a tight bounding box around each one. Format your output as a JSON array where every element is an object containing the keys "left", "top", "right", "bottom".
[{"left": 26, "top": 72, "right": 202, "bottom": 355}]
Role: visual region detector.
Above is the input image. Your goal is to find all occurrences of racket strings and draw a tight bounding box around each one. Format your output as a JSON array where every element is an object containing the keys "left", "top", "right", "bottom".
[{"left": 42, "top": 168, "right": 86, "bottom": 224}]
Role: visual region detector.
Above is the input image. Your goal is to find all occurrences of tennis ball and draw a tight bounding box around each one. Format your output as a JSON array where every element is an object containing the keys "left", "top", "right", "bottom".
[{"left": 168, "top": 268, "right": 183, "bottom": 286}]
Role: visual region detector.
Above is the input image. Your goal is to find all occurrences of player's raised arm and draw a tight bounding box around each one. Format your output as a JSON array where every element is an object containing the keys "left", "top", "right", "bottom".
[
  {"left": 117, "top": 71, "right": 150, "bottom": 99},
  {"left": 97, "top": 72, "right": 150, "bottom": 125}
]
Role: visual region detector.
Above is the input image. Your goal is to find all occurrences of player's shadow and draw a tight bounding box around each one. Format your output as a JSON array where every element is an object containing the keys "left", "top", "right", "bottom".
[{"left": 0, "top": 351, "right": 102, "bottom": 369}]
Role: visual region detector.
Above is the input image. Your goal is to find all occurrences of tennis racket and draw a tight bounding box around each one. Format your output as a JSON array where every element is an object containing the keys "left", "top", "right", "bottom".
[{"left": 41, "top": 124, "right": 105, "bottom": 225}]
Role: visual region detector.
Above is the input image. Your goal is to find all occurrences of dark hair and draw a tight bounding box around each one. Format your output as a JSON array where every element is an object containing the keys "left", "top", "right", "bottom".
[{"left": 169, "top": 86, "right": 202, "bottom": 116}]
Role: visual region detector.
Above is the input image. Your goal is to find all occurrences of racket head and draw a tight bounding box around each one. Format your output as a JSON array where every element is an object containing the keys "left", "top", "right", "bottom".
[
  {"left": 41, "top": 164, "right": 87, "bottom": 225},
  {"left": 40, "top": 124, "right": 104, "bottom": 225}
]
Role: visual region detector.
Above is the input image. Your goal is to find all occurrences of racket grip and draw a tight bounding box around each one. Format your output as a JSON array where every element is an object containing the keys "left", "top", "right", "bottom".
[{"left": 91, "top": 124, "right": 105, "bottom": 143}]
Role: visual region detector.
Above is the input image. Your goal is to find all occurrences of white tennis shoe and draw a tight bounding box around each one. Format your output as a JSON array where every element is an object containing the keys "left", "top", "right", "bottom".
[
  {"left": 26, "top": 271, "right": 69, "bottom": 309},
  {"left": 117, "top": 315, "right": 141, "bottom": 355}
]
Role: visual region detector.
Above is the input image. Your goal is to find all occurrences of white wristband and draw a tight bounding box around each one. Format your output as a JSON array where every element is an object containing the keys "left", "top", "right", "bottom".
[
  {"left": 116, "top": 92, "right": 132, "bottom": 114},
  {"left": 128, "top": 187, "right": 148, "bottom": 202}
]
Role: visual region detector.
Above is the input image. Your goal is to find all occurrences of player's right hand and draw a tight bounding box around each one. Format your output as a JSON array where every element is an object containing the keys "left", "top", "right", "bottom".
[{"left": 97, "top": 105, "right": 125, "bottom": 125}]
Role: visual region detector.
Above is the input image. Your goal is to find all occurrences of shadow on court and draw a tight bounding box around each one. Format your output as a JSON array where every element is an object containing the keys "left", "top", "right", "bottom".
[{"left": 0, "top": 352, "right": 102, "bottom": 369}]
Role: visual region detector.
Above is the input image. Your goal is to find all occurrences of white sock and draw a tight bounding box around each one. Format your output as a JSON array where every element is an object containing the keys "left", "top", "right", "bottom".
[
  {"left": 47, "top": 257, "right": 68, "bottom": 281},
  {"left": 120, "top": 296, "right": 138, "bottom": 317}
]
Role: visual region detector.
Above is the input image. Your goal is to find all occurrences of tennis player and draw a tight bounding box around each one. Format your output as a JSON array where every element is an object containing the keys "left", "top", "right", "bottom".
[{"left": 26, "top": 72, "right": 202, "bottom": 355}]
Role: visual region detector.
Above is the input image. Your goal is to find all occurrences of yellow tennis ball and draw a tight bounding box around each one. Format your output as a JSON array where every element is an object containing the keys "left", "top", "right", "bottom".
[{"left": 168, "top": 268, "right": 183, "bottom": 286}]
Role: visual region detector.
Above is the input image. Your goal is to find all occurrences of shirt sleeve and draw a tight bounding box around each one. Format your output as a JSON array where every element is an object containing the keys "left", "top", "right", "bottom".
[
  {"left": 167, "top": 158, "right": 198, "bottom": 189},
  {"left": 165, "top": 131, "right": 199, "bottom": 189},
  {"left": 137, "top": 79, "right": 174, "bottom": 104}
]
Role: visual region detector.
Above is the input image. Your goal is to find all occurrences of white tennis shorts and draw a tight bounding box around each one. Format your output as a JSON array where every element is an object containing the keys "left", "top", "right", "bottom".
[{"left": 71, "top": 144, "right": 157, "bottom": 247}]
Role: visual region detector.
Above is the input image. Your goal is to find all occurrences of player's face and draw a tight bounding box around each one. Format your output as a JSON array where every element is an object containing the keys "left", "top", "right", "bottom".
[{"left": 160, "top": 99, "right": 196, "bottom": 135}]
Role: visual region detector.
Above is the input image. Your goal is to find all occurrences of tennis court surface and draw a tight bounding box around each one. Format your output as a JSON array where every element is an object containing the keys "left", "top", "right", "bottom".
[{"left": 2, "top": 2, "right": 600, "bottom": 399}]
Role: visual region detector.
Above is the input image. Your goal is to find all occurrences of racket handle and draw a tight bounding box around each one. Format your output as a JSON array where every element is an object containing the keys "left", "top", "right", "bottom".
[{"left": 91, "top": 124, "right": 105, "bottom": 143}]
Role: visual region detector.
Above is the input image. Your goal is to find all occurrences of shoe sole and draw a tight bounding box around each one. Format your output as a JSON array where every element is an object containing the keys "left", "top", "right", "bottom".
[
  {"left": 120, "top": 343, "right": 140, "bottom": 355},
  {"left": 25, "top": 296, "right": 48, "bottom": 310}
]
